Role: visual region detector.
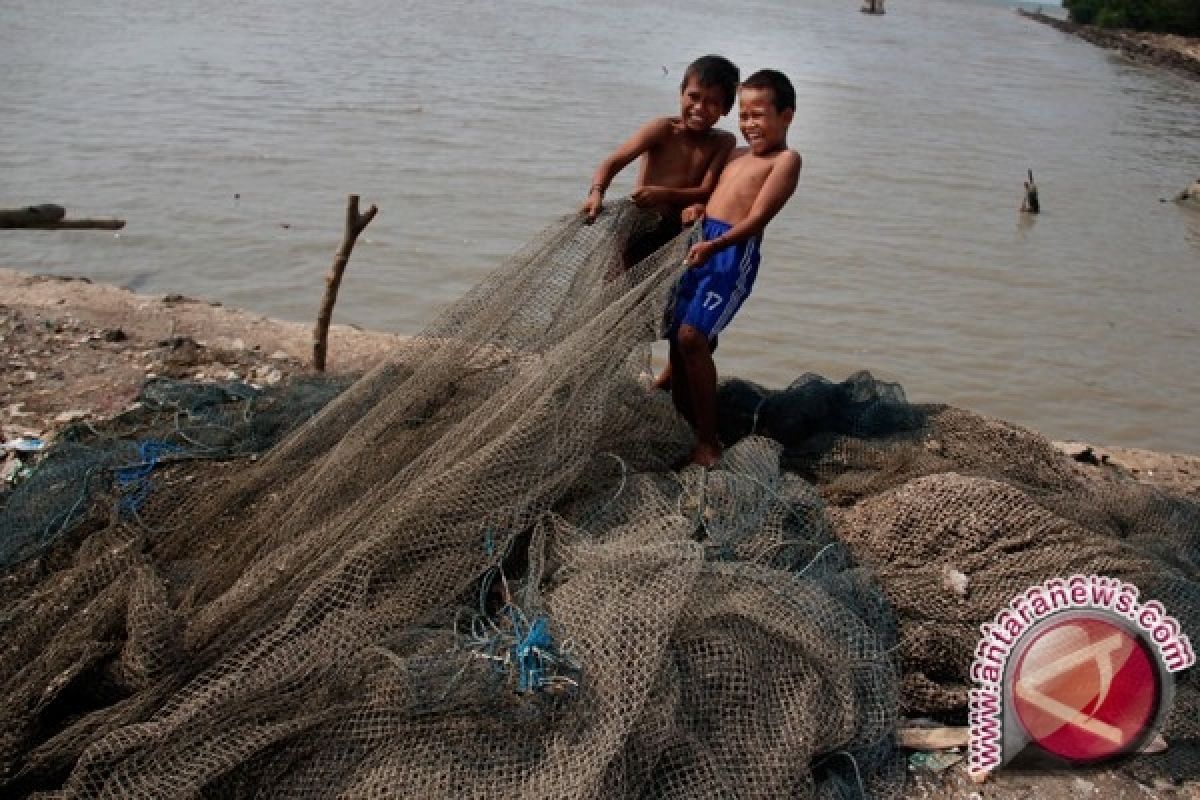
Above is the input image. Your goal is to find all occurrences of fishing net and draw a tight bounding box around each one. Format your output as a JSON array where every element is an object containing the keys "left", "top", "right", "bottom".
[
  {"left": 0, "top": 376, "right": 352, "bottom": 570},
  {"left": 0, "top": 199, "right": 1196, "bottom": 797},
  {"left": 719, "top": 376, "right": 1200, "bottom": 781}
]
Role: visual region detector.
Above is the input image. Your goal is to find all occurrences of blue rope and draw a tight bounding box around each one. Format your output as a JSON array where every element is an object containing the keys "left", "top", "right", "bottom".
[
  {"left": 115, "top": 439, "right": 183, "bottom": 515},
  {"left": 513, "top": 614, "right": 554, "bottom": 693},
  {"left": 462, "top": 569, "right": 580, "bottom": 696}
]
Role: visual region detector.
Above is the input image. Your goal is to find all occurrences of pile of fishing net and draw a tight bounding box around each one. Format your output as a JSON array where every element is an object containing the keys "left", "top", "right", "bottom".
[
  {"left": 0, "top": 201, "right": 1195, "bottom": 797},
  {"left": 0, "top": 376, "right": 352, "bottom": 570}
]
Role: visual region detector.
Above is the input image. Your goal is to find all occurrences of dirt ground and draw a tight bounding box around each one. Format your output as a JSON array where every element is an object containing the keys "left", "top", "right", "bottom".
[
  {"left": 1, "top": 266, "right": 1196, "bottom": 798},
  {"left": 906, "top": 760, "right": 1199, "bottom": 800},
  {"left": 1124, "top": 30, "right": 1200, "bottom": 64},
  {"left": 0, "top": 267, "right": 401, "bottom": 453}
]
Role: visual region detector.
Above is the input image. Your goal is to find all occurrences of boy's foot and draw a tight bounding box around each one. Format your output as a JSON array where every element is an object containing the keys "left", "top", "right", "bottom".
[{"left": 688, "top": 442, "right": 722, "bottom": 467}]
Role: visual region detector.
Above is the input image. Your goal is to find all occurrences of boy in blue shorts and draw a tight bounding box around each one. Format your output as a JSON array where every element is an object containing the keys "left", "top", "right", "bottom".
[
  {"left": 668, "top": 69, "right": 803, "bottom": 467},
  {"left": 581, "top": 55, "right": 739, "bottom": 268}
]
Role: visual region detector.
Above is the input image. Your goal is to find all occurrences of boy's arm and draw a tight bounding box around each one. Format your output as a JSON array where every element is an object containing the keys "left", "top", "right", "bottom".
[
  {"left": 686, "top": 151, "right": 802, "bottom": 266},
  {"left": 582, "top": 118, "right": 673, "bottom": 222},
  {"left": 632, "top": 134, "right": 736, "bottom": 208}
]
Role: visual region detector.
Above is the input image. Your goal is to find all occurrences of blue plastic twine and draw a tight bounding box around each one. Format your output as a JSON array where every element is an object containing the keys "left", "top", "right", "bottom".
[{"left": 115, "top": 439, "right": 183, "bottom": 515}]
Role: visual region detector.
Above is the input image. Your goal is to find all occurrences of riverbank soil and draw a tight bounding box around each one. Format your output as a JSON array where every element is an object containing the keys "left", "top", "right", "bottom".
[
  {"left": 1, "top": 267, "right": 1196, "bottom": 798},
  {"left": 1020, "top": 10, "right": 1200, "bottom": 79},
  {"left": 907, "top": 760, "right": 1200, "bottom": 799},
  {"left": 0, "top": 267, "right": 401, "bottom": 448}
]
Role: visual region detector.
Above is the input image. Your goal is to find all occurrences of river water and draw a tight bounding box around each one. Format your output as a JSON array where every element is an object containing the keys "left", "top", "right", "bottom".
[{"left": 2, "top": 0, "right": 1198, "bottom": 452}]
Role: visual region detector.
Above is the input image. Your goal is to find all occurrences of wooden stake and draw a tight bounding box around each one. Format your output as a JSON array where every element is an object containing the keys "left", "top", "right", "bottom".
[
  {"left": 1021, "top": 169, "right": 1040, "bottom": 214},
  {"left": 312, "top": 194, "right": 378, "bottom": 372}
]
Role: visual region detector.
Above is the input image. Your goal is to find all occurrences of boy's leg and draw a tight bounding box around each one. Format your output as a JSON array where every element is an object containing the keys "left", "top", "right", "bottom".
[
  {"left": 654, "top": 335, "right": 716, "bottom": 391},
  {"left": 668, "top": 337, "right": 694, "bottom": 426},
  {"left": 666, "top": 226, "right": 757, "bottom": 466},
  {"left": 675, "top": 323, "right": 720, "bottom": 467}
]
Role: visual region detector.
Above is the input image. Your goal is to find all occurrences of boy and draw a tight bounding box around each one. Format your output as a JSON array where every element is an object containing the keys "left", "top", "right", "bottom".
[
  {"left": 669, "top": 69, "right": 803, "bottom": 467},
  {"left": 581, "top": 55, "right": 739, "bottom": 268}
]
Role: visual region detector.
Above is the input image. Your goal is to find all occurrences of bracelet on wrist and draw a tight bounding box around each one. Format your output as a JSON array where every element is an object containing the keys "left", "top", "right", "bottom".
[{"left": 589, "top": 184, "right": 606, "bottom": 195}]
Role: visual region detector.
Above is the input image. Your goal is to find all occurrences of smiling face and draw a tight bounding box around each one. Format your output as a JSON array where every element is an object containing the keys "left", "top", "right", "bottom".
[
  {"left": 738, "top": 86, "right": 793, "bottom": 155},
  {"left": 678, "top": 76, "right": 728, "bottom": 132}
]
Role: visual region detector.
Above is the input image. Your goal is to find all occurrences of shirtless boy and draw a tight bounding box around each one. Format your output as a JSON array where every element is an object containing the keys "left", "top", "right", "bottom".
[
  {"left": 582, "top": 55, "right": 739, "bottom": 267},
  {"left": 669, "top": 69, "right": 803, "bottom": 467}
]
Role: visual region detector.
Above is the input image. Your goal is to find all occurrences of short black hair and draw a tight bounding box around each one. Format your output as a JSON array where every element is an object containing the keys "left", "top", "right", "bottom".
[
  {"left": 681, "top": 55, "right": 740, "bottom": 114},
  {"left": 741, "top": 69, "right": 796, "bottom": 112}
]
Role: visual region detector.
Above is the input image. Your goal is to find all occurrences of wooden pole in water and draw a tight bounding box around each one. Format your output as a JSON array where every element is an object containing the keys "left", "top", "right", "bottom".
[
  {"left": 1021, "top": 169, "right": 1040, "bottom": 214},
  {"left": 313, "top": 194, "right": 378, "bottom": 372}
]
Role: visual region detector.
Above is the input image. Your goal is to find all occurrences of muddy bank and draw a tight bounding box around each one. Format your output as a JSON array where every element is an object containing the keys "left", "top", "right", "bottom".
[
  {"left": 1019, "top": 9, "right": 1200, "bottom": 79},
  {"left": 4, "top": 266, "right": 1196, "bottom": 497},
  {"left": 0, "top": 267, "right": 401, "bottom": 448}
]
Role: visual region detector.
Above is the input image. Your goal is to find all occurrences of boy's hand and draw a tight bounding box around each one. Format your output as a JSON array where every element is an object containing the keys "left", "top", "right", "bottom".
[
  {"left": 685, "top": 239, "right": 720, "bottom": 268},
  {"left": 631, "top": 186, "right": 669, "bottom": 208},
  {"left": 581, "top": 187, "right": 604, "bottom": 223},
  {"left": 681, "top": 204, "right": 706, "bottom": 224}
]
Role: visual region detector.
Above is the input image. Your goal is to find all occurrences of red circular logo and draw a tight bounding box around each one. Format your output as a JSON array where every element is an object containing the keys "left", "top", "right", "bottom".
[{"left": 1011, "top": 616, "right": 1160, "bottom": 763}]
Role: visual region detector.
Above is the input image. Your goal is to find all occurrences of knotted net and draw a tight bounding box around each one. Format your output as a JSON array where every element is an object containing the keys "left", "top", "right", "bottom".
[{"left": 0, "top": 200, "right": 1195, "bottom": 797}]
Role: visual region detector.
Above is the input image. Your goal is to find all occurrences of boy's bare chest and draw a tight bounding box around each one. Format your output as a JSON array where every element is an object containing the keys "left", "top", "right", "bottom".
[
  {"left": 649, "top": 137, "right": 717, "bottom": 177},
  {"left": 722, "top": 155, "right": 773, "bottom": 190},
  {"left": 720, "top": 153, "right": 768, "bottom": 181}
]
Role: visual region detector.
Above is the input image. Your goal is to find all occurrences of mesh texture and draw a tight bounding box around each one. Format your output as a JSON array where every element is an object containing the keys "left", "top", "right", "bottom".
[{"left": 0, "top": 201, "right": 1195, "bottom": 797}]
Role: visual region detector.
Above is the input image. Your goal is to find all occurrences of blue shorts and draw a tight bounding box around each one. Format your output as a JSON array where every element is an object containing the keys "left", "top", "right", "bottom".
[{"left": 669, "top": 217, "right": 760, "bottom": 341}]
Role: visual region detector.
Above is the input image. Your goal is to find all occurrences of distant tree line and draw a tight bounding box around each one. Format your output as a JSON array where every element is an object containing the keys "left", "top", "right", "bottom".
[{"left": 1064, "top": 0, "right": 1200, "bottom": 34}]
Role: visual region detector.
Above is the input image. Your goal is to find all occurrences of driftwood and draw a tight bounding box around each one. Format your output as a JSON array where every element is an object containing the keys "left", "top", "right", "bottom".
[
  {"left": 312, "top": 194, "right": 378, "bottom": 372},
  {"left": 0, "top": 204, "right": 125, "bottom": 230},
  {"left": 10, "top": 219, "right": 126, "bottom": 230},
  {"left": 900, "top": 725, "right": 1164, "bottom": 754},
  {"left": 0, "top": 205, "right": 65, "bottom": 225},
  {"left": 897, "top": 726, "right": 970, "bottom": 750}
]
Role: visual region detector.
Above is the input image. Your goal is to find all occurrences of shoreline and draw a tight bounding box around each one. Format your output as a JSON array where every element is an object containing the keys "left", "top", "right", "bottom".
[
  {"left": 1018, "top": 9, "right": 1200, "bottom": 79},
  {"left": 3, "top": 266, "right": 1197, "bottom": 498}
]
